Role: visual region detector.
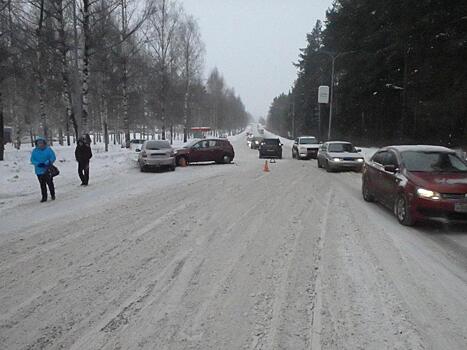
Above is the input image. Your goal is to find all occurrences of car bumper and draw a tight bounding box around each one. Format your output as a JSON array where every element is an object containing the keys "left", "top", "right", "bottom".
[
  {"left": 328, "top": 160, "right": 364, "bottom": 169},
  {"left": 140, "top": 157, "right": 175, "bottom": 167},
  {"left": 412, "top": 197, "right": 467, "bottom": 223}
]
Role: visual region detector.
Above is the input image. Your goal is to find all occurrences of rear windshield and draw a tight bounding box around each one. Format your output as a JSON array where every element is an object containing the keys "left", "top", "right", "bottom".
[
  {"left": 145, "top": 141, "right": 171, "bottom": 150},
  {"left": 264, "top": 139, "right": 280, "bottom": 145},
  {"left": 401, "top": 151, "right": 467, "bottom": 172},
  {"left": 300, "top": 137, "right": 318, "bottom": 144},
  {"left": 328, "top": 143, "right": 356, "bottom": 153}
]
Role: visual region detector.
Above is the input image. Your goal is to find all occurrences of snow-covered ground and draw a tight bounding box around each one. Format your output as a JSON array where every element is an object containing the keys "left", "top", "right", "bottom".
[{"left": 1, "top": 129, "right": 466, "bottom": 349}]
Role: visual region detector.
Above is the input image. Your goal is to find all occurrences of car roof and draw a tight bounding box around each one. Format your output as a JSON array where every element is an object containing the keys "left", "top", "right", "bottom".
[
  {"left": 326, "top": 141, "right": 352, "bottom": 144},
  {"left": 382, "top": 145, "right": 455, "bottom": 153}
]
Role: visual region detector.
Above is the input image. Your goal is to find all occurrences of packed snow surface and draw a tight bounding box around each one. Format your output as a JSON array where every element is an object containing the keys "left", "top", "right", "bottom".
[{"left": 0, "top": 129, "right": 466, "bottom": 349}]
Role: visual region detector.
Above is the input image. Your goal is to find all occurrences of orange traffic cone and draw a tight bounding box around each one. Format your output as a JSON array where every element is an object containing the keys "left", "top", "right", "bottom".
[
  {"left": 263, "top": 160, "right": 270, "bottom": 172},
  {"left": 179, "top": 157, "right": 187, "bottom": 167}
]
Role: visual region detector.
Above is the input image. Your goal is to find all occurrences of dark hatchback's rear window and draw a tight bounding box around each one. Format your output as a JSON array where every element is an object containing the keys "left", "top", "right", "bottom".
[{"left": 264, "top": 139, "right": 280, "bottom": 145}]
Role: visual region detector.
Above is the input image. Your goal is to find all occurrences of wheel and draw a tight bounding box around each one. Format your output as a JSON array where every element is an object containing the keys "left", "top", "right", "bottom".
[
  {"left": 140, "top": 165, "right": 146, "bottom": 172},
  {"left": 395, "top": 194, "right": 415, "bottom": 226},
  {"left": 317, "top": 158, "right": 323, "bottom": 168},
  {"left": 170, "top": 164, "right": 176, "bottom": 171},
  {"left": 292, "top": 149, "right": 296, "bottom": 159},
  {"left": 177, "top": 157, "right": 188, "bottom": 167},
  {"left": 223, "top": 155, "right": 232, "bottom": 164},
  {"left": 362, "top": 178, "right": 375, "bottom": 202}
]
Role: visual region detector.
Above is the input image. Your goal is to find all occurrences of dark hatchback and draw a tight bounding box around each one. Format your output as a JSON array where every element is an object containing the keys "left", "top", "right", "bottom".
[
  {"left": 175, "top": 138, "right": 235, "bottom": 165},
  {"left": 259, "top": 138, "right": 283, "bottom": 159},
  {"left": 362, "top": 145, "right": 467, "bottom": 226}
]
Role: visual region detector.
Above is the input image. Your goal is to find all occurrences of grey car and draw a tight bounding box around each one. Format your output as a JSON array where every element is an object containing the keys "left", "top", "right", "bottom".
[
  {"left": 317, "top": 141, "right": 365, "bottom": 172},
  {"left": 138, "top": 140, "right": 176, "bottom": 172}
]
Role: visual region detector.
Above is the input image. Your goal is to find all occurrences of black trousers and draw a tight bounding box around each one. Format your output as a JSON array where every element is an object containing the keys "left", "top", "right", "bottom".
[
  {"left": 78, "top": 161, "right": 90, "bottom": 185},
  {"left": 37, "top": 173, "right": 55, "bottom": 200}
]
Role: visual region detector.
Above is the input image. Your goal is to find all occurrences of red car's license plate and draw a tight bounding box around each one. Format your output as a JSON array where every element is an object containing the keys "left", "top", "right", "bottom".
[{"left": 454, "top": 203, "right": 467, "bottom": 213}]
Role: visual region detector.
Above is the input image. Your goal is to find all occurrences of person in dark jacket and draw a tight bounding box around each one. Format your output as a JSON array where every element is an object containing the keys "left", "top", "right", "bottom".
[
  {"left": 30, "top": 137, "right": 56, "bottom": 202},
  {"left": 75, "top": 137, "right": 93, "bottom": 186}
]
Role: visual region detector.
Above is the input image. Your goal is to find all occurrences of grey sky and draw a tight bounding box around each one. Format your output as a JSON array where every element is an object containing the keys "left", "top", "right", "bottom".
[{"left": 180, "top": 0, "right": 333, "bottom": 118}]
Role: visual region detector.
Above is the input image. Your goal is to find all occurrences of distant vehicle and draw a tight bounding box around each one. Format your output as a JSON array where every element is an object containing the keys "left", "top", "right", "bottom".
[
  {"left": 292, "top": 136, "right": 320, "bottom": 159},
  {"left": 317, "top": 141, "right": 364, "bottom": 172},
  {"left": 249, "top": 136, "right": 263, "bottom": 150},
  {"left": 176, "top": 138, "right": 235, "bottom": 165},
  {"left": 138, "top": 140, "right": 176, "bottom": 172},
  {"left": 128, "top": 139, "right": 145, "bottom": 152},
  {"left": 3, "top": 127, "right": 13, "bottom": 144},
  {"left": 191, "top": 127, "right": 211, "bottom": 139},
  {"left": 259, "top": 138, "right": 283, "bottom": 159},
  {"left": 362, "top": 145, "right": 467, "bottom": 226}
]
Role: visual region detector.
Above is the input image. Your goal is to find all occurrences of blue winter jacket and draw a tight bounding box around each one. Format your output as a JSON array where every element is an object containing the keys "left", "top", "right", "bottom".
[{"left": 30, "top": 138, "right": 56, "bottom": 175}]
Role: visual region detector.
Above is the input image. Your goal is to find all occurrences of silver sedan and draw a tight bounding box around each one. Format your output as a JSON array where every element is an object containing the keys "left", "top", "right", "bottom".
[{"left": 317, "top": 141, "right": 365, "bottom": 172}]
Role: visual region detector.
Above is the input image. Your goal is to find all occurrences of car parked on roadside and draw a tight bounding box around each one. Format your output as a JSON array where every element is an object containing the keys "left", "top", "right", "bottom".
[
  {"left": 128, "top": 139, "right": 145, "bottom": 152},
  {"left": 249, "top": 136, "right": 263, "bottom": 150},
  {"left": 362, "top": 145, "right": 467, "bottom": 226},
  {"left": 292, "top": 136, "right": 320, "bottom": 159},
  {"left": 138, "top": 140, "right": 176, "bottom": 172},
  {"left": 175, "top": 138, "right": 235, "bottom": 165},
  {"left": 259, "top": 138, "right": 283, "bottom": 159},
  {"left": 317, "top": 141, "right": 364, "bottom": 172}
]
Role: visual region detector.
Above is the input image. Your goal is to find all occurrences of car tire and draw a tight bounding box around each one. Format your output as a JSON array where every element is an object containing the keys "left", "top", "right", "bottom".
[
  {"left": 317, "top": 158, "right": 323, "bottom": 168},
  {"left": 177, "top": 157, "right": 188, "bottom": 167},
  {"left": 395, "top": 194, "right": 415, "bottom": 226},
  {"left": 292, "top": 150, "right": 295, "bottom": 159},
  {"left": 223, "top": 155, "right": 232, "bottom": 164},
  {"left": 140, "top": 165, "right": 146, "bottom": 173},
  {"left": 362, "top": 178, "right": 375, "bottom": 202}
]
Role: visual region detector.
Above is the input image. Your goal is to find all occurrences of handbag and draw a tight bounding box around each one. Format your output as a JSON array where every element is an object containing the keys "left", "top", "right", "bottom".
[{"left": 48, "top": 165, "right": 60, "bottom": 177}]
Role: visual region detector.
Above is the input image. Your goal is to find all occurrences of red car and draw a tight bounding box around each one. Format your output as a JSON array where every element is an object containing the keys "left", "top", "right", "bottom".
[
  {"left": 362, "top": 145, "right": 467, "bottom": 226},
  {"left": 175, "top": 138, "right": 235, "bottom": 165}
]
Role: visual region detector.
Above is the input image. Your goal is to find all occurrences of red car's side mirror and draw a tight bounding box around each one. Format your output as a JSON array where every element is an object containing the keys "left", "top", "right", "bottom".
[{"left": 384, "top": 165, "right": 398, "bottom": 173}]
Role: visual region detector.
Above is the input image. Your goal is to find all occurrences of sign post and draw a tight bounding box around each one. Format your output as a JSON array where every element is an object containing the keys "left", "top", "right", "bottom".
[{"left": 318, "top": 86, "right": 330, "bottom": 141}]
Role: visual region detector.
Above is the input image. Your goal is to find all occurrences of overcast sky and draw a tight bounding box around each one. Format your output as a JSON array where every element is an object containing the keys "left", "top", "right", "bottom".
[{"left": 180, "top": 0, "right": 333, "bottom": 118}]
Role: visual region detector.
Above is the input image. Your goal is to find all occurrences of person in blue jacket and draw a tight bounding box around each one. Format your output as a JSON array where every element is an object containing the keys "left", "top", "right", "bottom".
[{"left": 30, "top": 137, "right": 56, "bottom": 202}]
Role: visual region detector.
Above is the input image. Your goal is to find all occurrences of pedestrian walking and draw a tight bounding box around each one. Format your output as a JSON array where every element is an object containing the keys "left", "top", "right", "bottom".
[
  {"left": 75, "top": 136, "right": 93, "bottom": 186},
  {"left": 30, "top": 137, "right": 57, "bottom": 203}
]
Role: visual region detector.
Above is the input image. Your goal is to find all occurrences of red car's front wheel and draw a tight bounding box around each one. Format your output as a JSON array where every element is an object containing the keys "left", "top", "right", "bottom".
[{"left": 395, "top": 194, "right": 415, "bottom": 226}]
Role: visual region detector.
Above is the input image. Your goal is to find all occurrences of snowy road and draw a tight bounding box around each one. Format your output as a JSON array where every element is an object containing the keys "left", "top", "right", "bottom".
[{"left": 1, "top": 134, "right": 467, "bottom": 349}]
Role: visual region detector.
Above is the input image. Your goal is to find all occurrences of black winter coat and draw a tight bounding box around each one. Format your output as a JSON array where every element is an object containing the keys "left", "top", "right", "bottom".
[{"left": 75, "top": 144, "right": 93, "bottom": 164}]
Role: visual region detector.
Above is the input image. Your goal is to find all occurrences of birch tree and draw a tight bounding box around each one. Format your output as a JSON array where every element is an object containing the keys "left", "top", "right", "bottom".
[
  {"left": 144, "top": 0, "right": 182, "bottom": 140},
  {"left": 179, "top": 15, "right": 204, "bottom": 142}
]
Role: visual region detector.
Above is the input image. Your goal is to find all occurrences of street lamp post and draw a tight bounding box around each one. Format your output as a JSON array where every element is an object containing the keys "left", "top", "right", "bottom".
[{"left": 317, "top": 50, "right": 354, "bottom": 140}]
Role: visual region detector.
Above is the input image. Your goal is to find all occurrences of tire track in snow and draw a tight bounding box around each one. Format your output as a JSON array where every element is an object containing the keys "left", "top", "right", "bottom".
[{"left": 310, "top": 189, "right": 333, "bottom": 350}]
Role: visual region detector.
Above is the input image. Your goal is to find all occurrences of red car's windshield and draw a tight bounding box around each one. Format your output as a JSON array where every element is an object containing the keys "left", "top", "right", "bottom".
[{"left": 401, "top": 151, "right": 467, "bottom": 173}]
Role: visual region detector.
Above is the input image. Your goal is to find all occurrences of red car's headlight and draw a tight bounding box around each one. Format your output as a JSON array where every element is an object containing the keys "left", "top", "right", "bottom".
[{"left": 416, "top": 188, "right": 441, "bottom": 200}]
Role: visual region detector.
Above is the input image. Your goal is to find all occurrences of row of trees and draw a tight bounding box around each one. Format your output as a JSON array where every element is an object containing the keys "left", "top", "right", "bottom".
[
  {"left": 0, "top": 0, "right": 250, "bottom": 160},
  {"left": 268, "top": 0, "right": 467, "bottom": 146}
]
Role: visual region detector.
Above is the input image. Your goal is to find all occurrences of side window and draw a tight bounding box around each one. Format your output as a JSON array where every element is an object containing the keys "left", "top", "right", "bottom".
[
  {"left": 372, "top": 151, "right": 387, "bottom": 165},
  {"left": 321, "top": 144, "right": 327, "bottom": 151},
  {"left": 295, "top": 138, "right": 299, "bottom": 144},
  {"left": 384, "top": 151, "right": 399, "bottom": 167},
  {"left": 209, "top": 140, "right": 217, "bottom": 148}
]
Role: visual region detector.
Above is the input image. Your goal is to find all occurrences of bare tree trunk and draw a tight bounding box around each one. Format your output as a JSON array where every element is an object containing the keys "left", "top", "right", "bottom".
[
  {"left": 36, "top": 0, "right": 48, "bottom": 140},
  {"left": 81, "top": 0, "right": 91, "bottom": 135}
]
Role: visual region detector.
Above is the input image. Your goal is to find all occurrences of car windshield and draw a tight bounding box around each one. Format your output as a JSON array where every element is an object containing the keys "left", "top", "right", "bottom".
[
  {"left": 264, "top": 139, "right": 280, "bottom": 145},
  {"left": 300, "top": 137, "right": 318, "bottom": 144},
  {"left": 328, "top": 143, "right": 356, "bottom": 153},
  {"left": 145, "top": 141, "right": 171, "bottom": 150},
  {"left": 130, "top": 139, "right": 144, "bottom": 144},
  {"left": 401, "top": 151, "right": 467, "bottom": 172}
]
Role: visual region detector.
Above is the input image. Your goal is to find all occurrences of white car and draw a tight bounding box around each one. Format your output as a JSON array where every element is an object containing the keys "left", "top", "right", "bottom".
[
  {"left": 292, "top": 136, "right": 320, "bottom": 159},
  {"left": 138, "top": 140, "right": 176, "bottom": 172},
  {"left": 317, "top": 141, "right": 365, "bottom": 172},
  {"left": 129, "top": 139, "right": 145, "bottom": 152}
]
